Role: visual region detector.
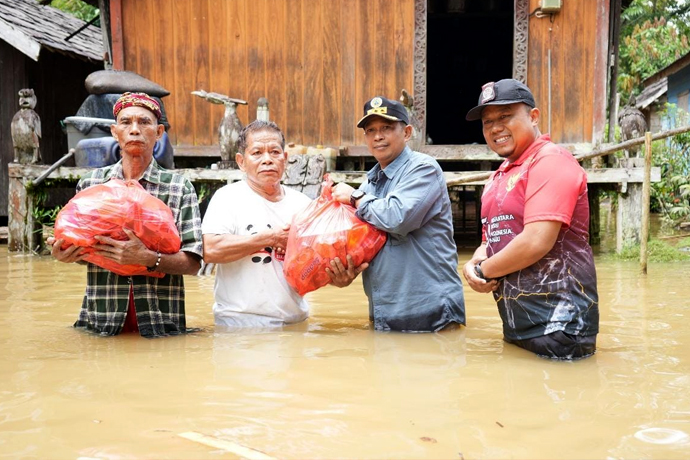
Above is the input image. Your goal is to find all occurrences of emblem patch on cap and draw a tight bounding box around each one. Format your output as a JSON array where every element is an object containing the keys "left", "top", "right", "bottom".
[
  {"left": 481, "top": 82, "right": 496, "bottom": 104},
  {"left": 370, "top": 97, "right": 383, "bottom": 108}
]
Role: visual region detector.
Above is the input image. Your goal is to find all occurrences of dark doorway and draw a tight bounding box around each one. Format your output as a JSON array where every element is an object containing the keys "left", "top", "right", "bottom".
[{"left": 427, "top": 0, "right": 514, "bottom": 145}]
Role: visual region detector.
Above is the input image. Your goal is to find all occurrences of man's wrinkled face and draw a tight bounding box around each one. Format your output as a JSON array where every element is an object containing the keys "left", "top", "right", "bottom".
[
  {"left": 481, "top": 103, "right": 540, "bottom": 163},
  {"left": 236, "top": 129, "right": 287, "bottom": 190},
  {"left": 111, "top": 106, "right": 164, "bottom": 159}
]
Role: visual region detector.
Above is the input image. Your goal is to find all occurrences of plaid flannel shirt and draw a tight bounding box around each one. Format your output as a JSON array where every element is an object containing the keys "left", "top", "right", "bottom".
[{"left": 73, "top": 160, "right": 203, "bottom": 337}]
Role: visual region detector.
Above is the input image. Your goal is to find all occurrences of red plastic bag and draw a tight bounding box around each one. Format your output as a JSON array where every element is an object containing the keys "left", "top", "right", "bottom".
[
  {"left": 283, "top": 175, "right": 387, "bottom": 296},
  {"left": 54, "top": 179, "right": 181, "bottom": 277}
]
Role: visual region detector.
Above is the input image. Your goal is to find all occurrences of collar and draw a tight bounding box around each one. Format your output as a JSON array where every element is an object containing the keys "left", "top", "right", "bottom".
[
  {"left": 366, "top": 146, "right": 412, "bottom": 183},
  {"left": 497, "top": 134, "right": 551, "bottom": 173},
  {"left": 103, "top": 158, "right": 163, "bottom": 184}
]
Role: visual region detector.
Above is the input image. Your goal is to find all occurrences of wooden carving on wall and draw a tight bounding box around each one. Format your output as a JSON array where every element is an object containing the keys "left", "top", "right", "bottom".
[
  {"left": 413, "top": 0, "right": 427, "bottom": 145},
  {"left": 513, "top": 0, "right": 529, "bottom": 83}
]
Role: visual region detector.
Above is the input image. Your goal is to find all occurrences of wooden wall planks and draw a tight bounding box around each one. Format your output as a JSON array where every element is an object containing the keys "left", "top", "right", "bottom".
[
  {"left": 118, "top": 0, "right": 604, "bottom": 149},
  {"left": 120, "top": 0, "right": 415, "bottom": 149}
]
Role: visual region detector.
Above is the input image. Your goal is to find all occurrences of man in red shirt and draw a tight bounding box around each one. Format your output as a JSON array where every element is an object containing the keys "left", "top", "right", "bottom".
[{"left": 463, "top": 79, "right": 599, "bottom": 360}]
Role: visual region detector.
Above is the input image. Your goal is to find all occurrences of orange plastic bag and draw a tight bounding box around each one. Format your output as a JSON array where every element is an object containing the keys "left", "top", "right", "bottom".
[
  {"left": 283, "top": 175, "right": 387, "bottom": 296},
  {"left": 53, "top": 179, "right": 181, "bottom": 277}
]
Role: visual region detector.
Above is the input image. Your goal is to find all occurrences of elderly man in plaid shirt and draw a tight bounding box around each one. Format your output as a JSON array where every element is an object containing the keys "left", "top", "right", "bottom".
[{"left": 47, "top": 92, "right": 203, "bottom": 337}]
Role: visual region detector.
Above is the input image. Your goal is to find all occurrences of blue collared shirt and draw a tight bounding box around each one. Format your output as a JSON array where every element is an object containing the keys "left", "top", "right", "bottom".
[{"left": 355, "top": 146, "right": 465, "bottom": 332}]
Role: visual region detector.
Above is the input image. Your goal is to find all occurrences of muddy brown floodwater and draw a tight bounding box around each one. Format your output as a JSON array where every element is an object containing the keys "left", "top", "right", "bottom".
[{"left": 1, "top": 245, "right": 689, "bottom": 459}]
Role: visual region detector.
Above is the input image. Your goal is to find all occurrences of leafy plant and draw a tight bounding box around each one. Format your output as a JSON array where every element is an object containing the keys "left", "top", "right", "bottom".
[
  {"left": 618, "top": 17, "right": 690, "bottom": 96},
  {"left": 650, "top": 103, "right": 690, "bottom": 226},
  {"left": 618, "top": 0, "right": 690, "bottom": 96},
  {"left": 613, "top": 239, "right": 690, "bottom": 262},
  {"left": 45, "top": 0, "right": 99, "bottom": 22},
  {"left": 31, "top": 188, "right": 62, "bottom": 228}
]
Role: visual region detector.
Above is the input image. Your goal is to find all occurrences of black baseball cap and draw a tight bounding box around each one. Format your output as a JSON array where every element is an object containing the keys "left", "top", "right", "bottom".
[
  {"left": 465, "top": 79, "right": 536, "bottom": 121},
  {"left": 357, "top": 96, "right": 410, "bottom": 128}
]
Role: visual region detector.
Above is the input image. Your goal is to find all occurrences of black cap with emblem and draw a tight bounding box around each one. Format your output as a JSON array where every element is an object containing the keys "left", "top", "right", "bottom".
[
  {"left": 465, "top": 79, "right": 536, "bottom": 121},
  {"left": 357, "top": 96, "right": 410, "bottom": 128}
]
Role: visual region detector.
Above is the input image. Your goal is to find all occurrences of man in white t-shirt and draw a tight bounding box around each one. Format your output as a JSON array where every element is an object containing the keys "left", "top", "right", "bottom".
[{"left": 202, "top": 120, "right": 361, "bottom": 327}]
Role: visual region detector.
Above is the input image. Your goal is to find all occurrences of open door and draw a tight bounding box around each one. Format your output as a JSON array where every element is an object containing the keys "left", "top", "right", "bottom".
[{"left": 426, "top": 0, "right": 514, "bottom": 145}]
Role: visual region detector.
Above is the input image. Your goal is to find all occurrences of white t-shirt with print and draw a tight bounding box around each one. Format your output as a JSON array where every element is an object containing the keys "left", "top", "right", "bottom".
[{"left": 202, "top": 181, "right": 311, "bottom": 327}]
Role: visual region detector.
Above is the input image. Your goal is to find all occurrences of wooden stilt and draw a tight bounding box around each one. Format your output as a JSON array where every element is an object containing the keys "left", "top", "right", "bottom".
[{"left": 640, "top": 132, "right": 653, "bottom": 274}]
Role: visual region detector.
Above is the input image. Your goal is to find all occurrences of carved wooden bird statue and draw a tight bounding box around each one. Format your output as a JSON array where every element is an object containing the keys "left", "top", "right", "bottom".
[
  {"left": 618, "top": 94, "right": 647, "bottom": 158},
  {"left": 400, "top": 88, "right": 425, "bottom": 150},
  {"left": 400, "top": 88, "right": 414, "bottom": 120},
  {"left": 191, "top": 90, "right": 248, "bottom": 162},
  {"left": 11, "top": 88, "right": 42, "bottom": 164}
]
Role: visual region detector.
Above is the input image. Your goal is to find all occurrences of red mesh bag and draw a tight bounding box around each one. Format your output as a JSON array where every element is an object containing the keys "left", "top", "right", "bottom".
[
  {"left": 283, "top": 175, "right": 387, "bottom": 296},
  {"left": 53, "top": 179, "right": 181, "bottom": 277}
]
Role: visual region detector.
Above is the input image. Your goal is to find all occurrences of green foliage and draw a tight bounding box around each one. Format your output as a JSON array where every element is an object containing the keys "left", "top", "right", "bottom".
[
  {"left": 650, "top": 104, "right": 690, "bottom": 225},
  {"left": 618, "top": 16, "right": 690, "bottom": 96},
  {"left": 196, "top": 183, "right": 212, "bottom": 203},
  {"left": 603, "top": 123, "right": 623, "bottom": 143},
  {"left": 31, "top": 187, "right": 61, "bottom": 228},
  {"left": 613, "top": 239, "right": 690, "bottom": 262},
  {"left": 193, "top": 181, "right": 224, "bottom": 219},
  {"left": 46, "top": 0, "right": 99, "bottom": 22}
]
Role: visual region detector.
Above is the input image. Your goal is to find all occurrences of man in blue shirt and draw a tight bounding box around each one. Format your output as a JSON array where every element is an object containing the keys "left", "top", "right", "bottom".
[{"left": 331, "top": 96, "right": 466, "bottom": 332}]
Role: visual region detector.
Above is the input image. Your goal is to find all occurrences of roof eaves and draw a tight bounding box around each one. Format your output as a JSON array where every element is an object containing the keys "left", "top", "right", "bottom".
[
  {"left": 0, "top": 16, "right": 40, "bottom": 60},
  {"left": 636, "top": 77, "right": 668, "bottom": 110},
  {"left": 643, "top": 51, "right": 690, "bottom": 86}
]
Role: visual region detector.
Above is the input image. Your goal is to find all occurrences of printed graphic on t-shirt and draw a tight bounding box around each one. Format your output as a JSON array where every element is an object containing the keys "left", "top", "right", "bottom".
[
  {"left": 505, "top": 173, "right": 520, "bottom": 192},
  {"left": 484, "top": 214, "right": 516, "bottom": 244},
  {"left": 246, "top": 223, "right": 284, "bottom": 263}
]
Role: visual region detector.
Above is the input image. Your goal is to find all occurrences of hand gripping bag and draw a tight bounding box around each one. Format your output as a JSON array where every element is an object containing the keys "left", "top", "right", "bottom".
[
  {"left": 283, "top": 175, "right": 387, "bottom": 296},
  {"left": 54, "top": 179, "right": 181, "bottom": 277}
]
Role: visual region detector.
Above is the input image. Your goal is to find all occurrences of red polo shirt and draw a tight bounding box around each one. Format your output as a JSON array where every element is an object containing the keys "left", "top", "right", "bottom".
[{"left": 480, "top": 134, "right": 599, "bottom": 340}]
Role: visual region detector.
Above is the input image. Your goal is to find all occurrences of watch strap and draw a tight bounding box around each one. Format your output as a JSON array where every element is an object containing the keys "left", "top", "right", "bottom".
[{"left": 350, "top": 190, "right": 365, "bottom": 207}]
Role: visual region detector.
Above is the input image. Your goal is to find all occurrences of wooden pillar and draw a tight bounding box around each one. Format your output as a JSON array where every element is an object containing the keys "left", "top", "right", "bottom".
[
  {"left": 8, "top": 174, "right": 40, "bottom": 253},
  {"left": 109, "top": 0, "right": 124, "bottom": 70},
  {"left": 616, "top": 182, "right": 643, "bottom": 252}
]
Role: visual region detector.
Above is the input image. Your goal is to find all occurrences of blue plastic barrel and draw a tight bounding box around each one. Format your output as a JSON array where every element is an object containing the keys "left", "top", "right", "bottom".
[{"left": 74, "top": 132, "right": 175, "bottom": 169}]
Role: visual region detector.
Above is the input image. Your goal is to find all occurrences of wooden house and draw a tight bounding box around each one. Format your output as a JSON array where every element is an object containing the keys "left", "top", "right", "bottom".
[
  {"left": 636, "top": 51, "right": 690, "bottom": 131},
  {"left": 0, "top": 0, "right": 103, "bottom": 224},
  {"left": 104, "top": 0, "right": 610, "bottom": 160},
  {"left": 13, "top": 0, "right": 657, "bottom": 253}
]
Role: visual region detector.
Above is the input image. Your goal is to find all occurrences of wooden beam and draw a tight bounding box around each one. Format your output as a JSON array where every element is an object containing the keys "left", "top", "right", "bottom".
[
  {"left": 109, "top": 0, "right": 124, "bottom": 69},
  {"left": 178, "top": 432, "right": 276, "bottom": 460},
  {"left": 576, "top": 124, "right": 690, "bottom": 162},
  {"left": 340, "top": 143, "right": 592, "bottom": 161},
  {"left": 331, "top": 167, "right": 661, "bottom": 186},
  {"left": 172, "top": 145, "right": 221, "bottom": 157},
  {"left": 8, "top": 163, "right": 245, "bottom": 183},
  {"left": 0, "top": 17, "right": 41, "bottom": 61},
  {"left": 592, "top": 0, "right": 611, "bottom": 143},
  {"left": 9, "top": 162, "right": 660, "bottom": 187}
]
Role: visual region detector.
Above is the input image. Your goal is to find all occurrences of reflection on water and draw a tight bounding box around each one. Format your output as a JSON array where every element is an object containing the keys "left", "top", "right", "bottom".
[{"left": 1, "top": 246, "right": 690, "bottom": 459}]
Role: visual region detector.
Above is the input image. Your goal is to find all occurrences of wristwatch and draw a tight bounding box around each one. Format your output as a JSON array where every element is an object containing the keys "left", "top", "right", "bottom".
[
  {"left": 350, "top": 189, "right": 365, "bottom": 207},
  {"left": 473, "top": 261, "right": 491, "bottom": 281}
]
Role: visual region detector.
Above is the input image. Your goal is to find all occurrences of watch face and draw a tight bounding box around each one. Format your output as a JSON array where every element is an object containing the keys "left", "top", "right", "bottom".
[{"left": 350, "top": 190, "right": 364, "bottom": 206}]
